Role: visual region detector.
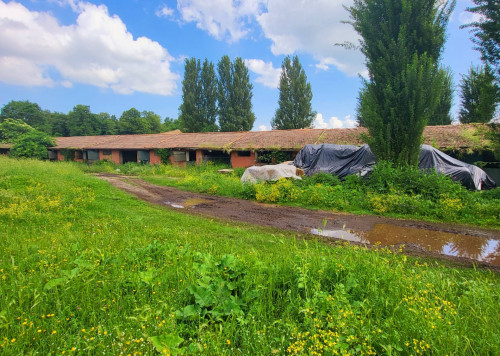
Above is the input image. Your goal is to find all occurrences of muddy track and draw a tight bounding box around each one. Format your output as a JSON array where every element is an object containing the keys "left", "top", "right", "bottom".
[{"left": 95, "top": 173, "right": 500, "bottom": 269}]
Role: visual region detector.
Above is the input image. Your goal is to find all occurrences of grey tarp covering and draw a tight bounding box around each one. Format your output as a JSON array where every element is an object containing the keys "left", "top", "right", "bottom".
[
  {"left": 241, "top": 163, "right": 301, "bottom": 184},
  {"left": 294, "top": 144, "right": 497, "bottom": 190},
  {"left": 419, "top": 144, "right": 496, "bottom": 190},
  {"left": 293, "top": 144, "right": 376, "bottom": 180}
]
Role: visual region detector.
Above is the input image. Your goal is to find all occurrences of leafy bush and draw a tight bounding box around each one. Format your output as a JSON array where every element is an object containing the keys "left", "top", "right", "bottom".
[
  {"left": 155, "top": 148, "right": 172, "bottom": 164},
  {"left": 300, "top": 172, "right": 341, "bottom": 187},
  {"left": 9, "top": 130, "right": 54, "bottom": 160}
]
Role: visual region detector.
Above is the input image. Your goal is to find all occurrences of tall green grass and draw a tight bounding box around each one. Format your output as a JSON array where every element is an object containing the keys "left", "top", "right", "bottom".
[{"left": 1, "top": 156, "right": 499, "bottom": 355}]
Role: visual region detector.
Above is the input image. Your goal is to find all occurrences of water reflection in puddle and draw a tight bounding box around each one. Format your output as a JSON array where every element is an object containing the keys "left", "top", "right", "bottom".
[
  {"left": 164, "top": 198, "right": 213, "bottom": 209},
  {"left": 310, "top": 229, "right": 363, "bottom": 243},
  {"left": 164, "top": 201, "right": 184, "bottom": 209},
  {"left": 311, "top": 223, "right": 500, "bottom": 266}
]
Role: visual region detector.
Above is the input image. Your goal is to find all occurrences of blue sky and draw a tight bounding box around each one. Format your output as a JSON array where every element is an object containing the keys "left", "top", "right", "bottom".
[{"left": 0, "top": 0, "right": 482, "bottom": 131}]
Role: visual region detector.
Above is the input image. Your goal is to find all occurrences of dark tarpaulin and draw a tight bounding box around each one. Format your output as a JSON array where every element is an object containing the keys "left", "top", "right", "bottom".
[
  {"left": 293, "top": 144, "right": 497, "bottom": 190},
  {"left": 419, "top": 144, "right": 496, "bottom": 190},
  {"left": 293, "top": 144, "right": 376, "bottom": 180}
]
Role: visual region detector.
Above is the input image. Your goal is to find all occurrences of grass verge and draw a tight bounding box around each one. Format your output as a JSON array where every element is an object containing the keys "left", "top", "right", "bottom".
[{"left": 1, "top": 156, "right": 499, "bottom": 355}]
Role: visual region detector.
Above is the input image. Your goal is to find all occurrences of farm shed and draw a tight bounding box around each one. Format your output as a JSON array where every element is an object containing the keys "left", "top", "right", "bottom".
[{"left": 49, "top": 124, "right": 499, "bottom": 176}]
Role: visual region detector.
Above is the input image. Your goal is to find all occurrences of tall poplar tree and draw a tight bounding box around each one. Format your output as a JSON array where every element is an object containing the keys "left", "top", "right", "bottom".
[
  {"left": 179, "top": 58, "right": 218, "bottom": 132},
  {"left": 428, "top": 68, "right": 454, "bottom": 125},
  {"left": 271, "top": 56, "right": 316, "bottom": 130},
  {"left": 200, "top": 59, "right": 218, "bottom": 132},
  {"left": 348, "top": 0, "right": 455, "bottom": 166},
  {"left": 217, "top": 56, "right": 256, "bottom": 132},
  {"left": 459, "top": 65, "right": 500, "bottom": 123}
]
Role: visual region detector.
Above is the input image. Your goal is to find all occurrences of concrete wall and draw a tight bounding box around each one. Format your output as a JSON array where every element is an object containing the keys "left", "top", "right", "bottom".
[{"left": 231, "top": 151, "right": 257, "bottom": 168}]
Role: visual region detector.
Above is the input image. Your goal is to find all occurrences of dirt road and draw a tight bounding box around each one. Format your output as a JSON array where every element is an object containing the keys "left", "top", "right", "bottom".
[{"left": 96, "top": 174, "right": 500, "bottom": 268}]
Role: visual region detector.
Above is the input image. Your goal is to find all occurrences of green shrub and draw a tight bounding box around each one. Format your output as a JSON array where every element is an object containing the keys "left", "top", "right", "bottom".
[{"left": 9, "top": 130, "right": 54, "bottom": 160}]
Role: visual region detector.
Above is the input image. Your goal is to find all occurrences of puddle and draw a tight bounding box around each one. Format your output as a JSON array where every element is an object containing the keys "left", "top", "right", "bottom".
[
  {"left": 164, "top": 198, "right": 213, "bottom": 209},
  {"left": 311, "top": 223, "right": 500, "bottom": 266},
  {"left": 182, "top": 198, "right": 212, "bottom": 207},
  {"left": 164, "top": 201, "right": 184, "bottom": 209},
  {"left": 310, "top": 229, "right": 363, "bottom": 243}
]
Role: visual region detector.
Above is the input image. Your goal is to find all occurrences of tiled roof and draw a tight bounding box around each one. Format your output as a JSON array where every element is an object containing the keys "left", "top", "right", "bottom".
[{"left": 52, "top": 124, "right": 493, "bottom": 151}]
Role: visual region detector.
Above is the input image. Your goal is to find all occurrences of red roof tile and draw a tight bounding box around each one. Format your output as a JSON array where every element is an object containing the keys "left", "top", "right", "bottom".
[{"left": 52, "top": 124, "right": 493, "bottom": 152}]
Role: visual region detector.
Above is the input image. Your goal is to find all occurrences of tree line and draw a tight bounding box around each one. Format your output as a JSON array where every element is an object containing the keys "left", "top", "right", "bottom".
[
  {"left": 0, "top": 101, "right": 171, "bottom": 137},
  {"left": 178, "top": 55, "right": 316, "bottom": 132},
  {"left": 1, "top": 0, "right": 498, "bottom": 166}
]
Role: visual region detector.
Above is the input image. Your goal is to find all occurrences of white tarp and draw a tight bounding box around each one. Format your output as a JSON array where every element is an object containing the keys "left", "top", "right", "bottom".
[{"left": 241, "top": 163, "right": 302, "bottom": 184}]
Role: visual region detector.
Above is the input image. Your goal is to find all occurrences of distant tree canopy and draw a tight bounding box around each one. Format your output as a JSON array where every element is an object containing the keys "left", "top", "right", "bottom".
[
  {"left": 0, "top": 118, "right": 34, "bottom": 143},
  {"left": 459, "top": 65, "right": 500, "bottom": 123},
  {"left": 271, "top": 56, "right": 316, "bottom": 130},
  {"left": 0, "top": 100, "right": 50, "bottom": 133},
  {"left": 461, "top": 0, "right": 500, "bottom": 81},
  {"left": 218, "top": 56, "right": 255, "bottom": 132},
  {"left": 119, "top": 108, "right": 163, "bottom": 134},
  {"left": 0, "top": 100, "right": 172, "bottom": 138},
  {"left": 348, "top": 0, "right": 455, "bottom": 166}
]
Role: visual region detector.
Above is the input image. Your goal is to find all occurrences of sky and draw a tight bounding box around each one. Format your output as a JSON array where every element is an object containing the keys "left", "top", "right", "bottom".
[{"left": 0, "top": 0, "right": 482, "bottom": 131}]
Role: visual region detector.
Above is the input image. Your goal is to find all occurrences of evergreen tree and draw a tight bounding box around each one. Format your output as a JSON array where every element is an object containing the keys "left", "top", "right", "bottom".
[
  {"left": 179, "top": 58, "right": 218, "bottom": 132},
  {"left": 348, "top": 0, "right": 455, "bottom": 166},
  {"left": 271, "top": 56, "right": 316, "bottom": 130},
  {"left": 461, "top": 0, "right": 500, "bottom": 81},
  {"left": 459, "top": 65, "right": 500, "bottom": 123},
  {"left": 428, "top": 68, "right": 454, "bottom": 125},
  {"left": 218, "top": 56, "right": 256, "bottom": 132}
]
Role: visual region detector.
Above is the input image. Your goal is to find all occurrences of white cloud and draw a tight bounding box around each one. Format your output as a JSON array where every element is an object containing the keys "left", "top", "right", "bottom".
[
  {"left": 256, "top": 0, "right": 364, "bottom": 76},
  {"left": 176, "top": 0, "right": 263, "bottom": 42},
  {"left": 244, "top": 59, "right": 281, "bottom": 88},
  {"left": 258, "top": 125, "right": 269, "bottom": 131},
  {"left": 171, "top": 0, "right": 365, "bottom": 76},
  {"left": 156, "top": 5, "right": 175, "bottom": 18},
  {"left": 343, "top": 114, "right": 357, "bottom": 128},
  {"left": 458, "top": 11, "right": 484, "bottom": 25},
  {"left": 313, "top": 113, "right": 357, "bottom": 129},
  {"left": 0, "top": 0, "right": 179, "bottom": 95}
]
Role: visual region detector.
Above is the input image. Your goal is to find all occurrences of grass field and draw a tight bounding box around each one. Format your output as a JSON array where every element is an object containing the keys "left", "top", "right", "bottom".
[{"left": 1, "top": 156, "right": 500, "bottom": 355}]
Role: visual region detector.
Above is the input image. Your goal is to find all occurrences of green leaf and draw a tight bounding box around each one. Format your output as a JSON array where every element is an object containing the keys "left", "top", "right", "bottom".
[
  {"left": 175, "top": 304, "right": 201, "bottom": 319},
  {"left": 150, "top": 333, "right": 184, "bottom": 353},
  {"left": 139, "top": 270, "right": 156, "bottom": 284},
  {"left": 44, "top": 278, "right": 67, "bottom": 291},
  {"left": 191, "top": 285, "right": 214, "bottom": 307}
]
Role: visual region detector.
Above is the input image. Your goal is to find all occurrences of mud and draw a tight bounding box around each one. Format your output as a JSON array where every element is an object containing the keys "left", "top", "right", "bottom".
[{"left": 96, "top": 174, "right": 500, "bottom": 269}]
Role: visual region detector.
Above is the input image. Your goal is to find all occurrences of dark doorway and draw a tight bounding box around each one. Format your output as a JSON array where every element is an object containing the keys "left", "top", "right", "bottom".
[
  {"left": 202, "top": 150, "right": 230, "bottom": 165},
  {"left": 122, "top": 150, "right": 137, "bottom": 164}
]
